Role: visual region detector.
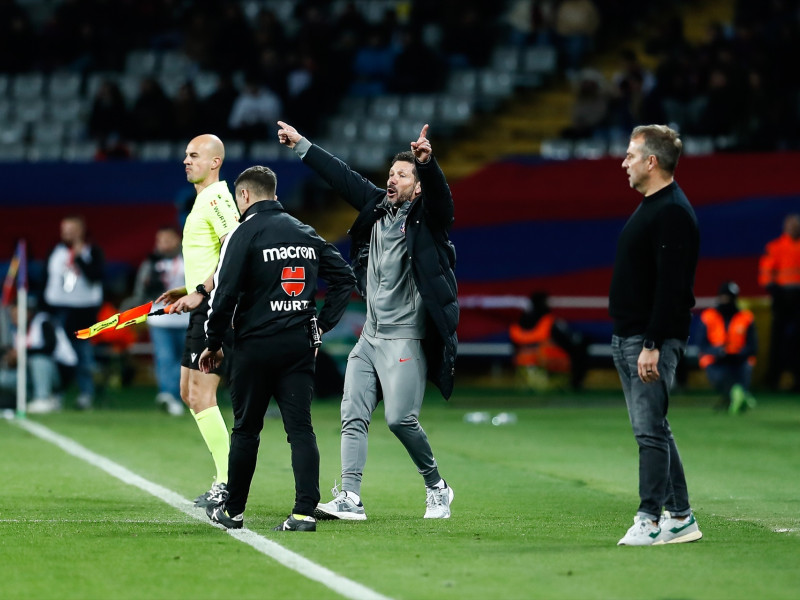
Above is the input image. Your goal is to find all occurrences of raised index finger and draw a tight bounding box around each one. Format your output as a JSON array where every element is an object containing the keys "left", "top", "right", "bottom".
[{"left": 419, "top": 123, "right": 429, "bottom": 140}]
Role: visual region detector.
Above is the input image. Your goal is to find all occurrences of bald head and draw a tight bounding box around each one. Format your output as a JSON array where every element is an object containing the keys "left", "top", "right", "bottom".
[{"left": 184, "top": 134, "right": 226, "bottom": 191}]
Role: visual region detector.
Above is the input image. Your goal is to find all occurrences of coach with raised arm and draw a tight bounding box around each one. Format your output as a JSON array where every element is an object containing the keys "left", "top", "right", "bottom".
[
  {"left": 277, "top": 120, "right": 458, "bottom": 521},
  {"left": 199, "top": 165, "right": 355, "bottom": 532}
]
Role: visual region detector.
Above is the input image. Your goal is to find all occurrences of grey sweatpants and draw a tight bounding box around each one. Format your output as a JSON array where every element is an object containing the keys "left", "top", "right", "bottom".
[{"left": 339, "top": 332, "right": 441, "bottom": 494}]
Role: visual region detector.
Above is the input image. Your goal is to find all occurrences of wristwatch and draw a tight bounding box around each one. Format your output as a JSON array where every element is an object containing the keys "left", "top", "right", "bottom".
[
  {"left": 643, "top": 339, "right": 657, "bottom": 351},
  {"left": 196, "top": 284, "right": 210, "bottom": 299}
]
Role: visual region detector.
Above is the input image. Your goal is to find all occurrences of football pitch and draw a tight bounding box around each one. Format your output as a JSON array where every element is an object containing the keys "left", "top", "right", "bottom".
[{"left": 2, "top": 385, "right": 799, "bottom": 600}]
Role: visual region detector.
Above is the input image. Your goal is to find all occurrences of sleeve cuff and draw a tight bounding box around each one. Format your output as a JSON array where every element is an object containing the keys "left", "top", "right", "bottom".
[{"left": 294, "top": 137, "right": 311, "bottom": 158}]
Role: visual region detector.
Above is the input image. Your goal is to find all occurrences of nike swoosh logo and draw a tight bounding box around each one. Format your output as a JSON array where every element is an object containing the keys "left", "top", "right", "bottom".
[{"left": 399, "top": 357, "right": 412, "bottom": 362}]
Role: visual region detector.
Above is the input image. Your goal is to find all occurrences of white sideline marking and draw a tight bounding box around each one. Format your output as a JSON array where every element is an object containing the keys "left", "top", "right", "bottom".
[{"left": 15, "top": 419, "right": 393, "bottom": 600}]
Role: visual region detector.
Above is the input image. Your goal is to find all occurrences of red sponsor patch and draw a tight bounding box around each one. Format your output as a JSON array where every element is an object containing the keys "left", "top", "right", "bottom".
[{"left": 281, "top": 266, "right": 305, "bottom": 296}]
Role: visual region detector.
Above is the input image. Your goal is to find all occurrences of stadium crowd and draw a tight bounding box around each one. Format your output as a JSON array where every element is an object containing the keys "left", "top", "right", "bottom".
[
  {"left": 7, "top": 0, "right": 771, "bottom": 156},
  {"left": 560, "top": 0, "right": 800, "bottom": 150}
]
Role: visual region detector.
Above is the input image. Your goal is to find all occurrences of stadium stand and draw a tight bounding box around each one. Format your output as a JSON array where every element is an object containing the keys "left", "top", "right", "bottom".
[{"left": 3, "top": 0, "right": 800, "bottom": 388}]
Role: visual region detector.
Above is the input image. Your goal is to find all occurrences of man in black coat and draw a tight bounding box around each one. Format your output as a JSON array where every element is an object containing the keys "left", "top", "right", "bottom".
[{"left": 277, "top": 120, "right": 458, "bottom": 520}]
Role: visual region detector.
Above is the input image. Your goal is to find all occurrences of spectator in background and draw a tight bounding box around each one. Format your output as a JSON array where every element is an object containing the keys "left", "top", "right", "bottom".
[
  {"left": 554, "top": 0, "right": 600, "bottom": 73},
  {"left": 334, "top": 1, "right": 369, "bottom": 41},
  {"left": 561, "top": 69, "right": 609, "bottom": 140},
  {"left": 172, "top": 82, "right": 203, "bottom": 142},
  {"left": 130, "top": 76, "right": 175, "bottom": 141},
  {"left": 0, "top": 301, "right": 77, "bottom": 414},
  {"left": 0, "top": 0, "right": 39, "bottom": 72},
  {"left": 253, "top": 47, "right": 289, "bottom": 103},
  {"left": 758, "top": 213, "right": 800, "bottom": 392},
  {"left": 228, "top": 73, "right": 282, "bottom": 142},
  {"left": 509, "top": 291, "right": 589, "bottom": 391},
  {"left": 701, "top": 67, "right": 745, "bottom": 136},
  {"left": 611, "top": 49, "right": 656, "bottom": 97},
  {"left": 504, "top": 0, "right": 557, "bottom": 47},
  {"left": 697, "top": 281, "right": 757, "bottom": 414},
  {"left": 124, "top": 226, "right": 189, "bottom": 416},
  {"left": 201, "top": 73, "right": 238, "bottom": 139},
  {"left": 390, "top": 29, "right": 446, "bottom": 94},
  {"left": 43, "top": 215, "right": 104, "bottom": 410},
  {"left": 285, "top": 51, "right": 325, "bottom": 136},
  {"left": 211, "top": 2, "right": 254, "bottom": 74},
  {"left": 442, "top": 4, "right": 499, "bottom": 68},
  {"left": 252, "top": 8, "right": 288, "bottom": 52},
  {"left": 349, "top": 30, "right": 396, "bottom": 97},
  {"left": 88, "top": 79, "right": 129, "bottom": 148}
]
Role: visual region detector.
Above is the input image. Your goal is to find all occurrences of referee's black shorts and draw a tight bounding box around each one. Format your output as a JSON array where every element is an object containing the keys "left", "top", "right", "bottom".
[{"left": 181, "top": 298, "right": 229, "bottom": 376}]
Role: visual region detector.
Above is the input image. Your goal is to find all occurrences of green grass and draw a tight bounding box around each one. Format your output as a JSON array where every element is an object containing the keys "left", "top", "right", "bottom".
[{"left": 2, "top": 385, "right": 799, "bottom": 600}]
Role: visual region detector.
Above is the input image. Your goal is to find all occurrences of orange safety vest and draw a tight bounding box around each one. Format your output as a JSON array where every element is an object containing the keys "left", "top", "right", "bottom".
[
  {"left": 758, "top": 233, "right": 800, "bottom": 287},
  {"left": 509, "top": 313, "right": 571, "bottom": 372},
  {"left": 698, "top": 308, "right": 756, "bottom": 369}
]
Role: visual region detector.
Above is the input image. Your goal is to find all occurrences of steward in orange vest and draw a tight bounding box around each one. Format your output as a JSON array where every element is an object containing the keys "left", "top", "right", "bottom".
[
  {"left": 509, "top": 292, "right": 588, "bottom": 389},
  {"left": 758, "top": 214, "right": 800, "bottom": 390},
  {"left": 697, "top": 281, "right": 757, "bottom": 413}
]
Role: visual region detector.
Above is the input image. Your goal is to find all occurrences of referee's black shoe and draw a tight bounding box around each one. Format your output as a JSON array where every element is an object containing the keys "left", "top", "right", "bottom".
[
  {"left": 207, "top": 503, "right": 243, "bottom": 529},
  {"left": 273, "top": 514, "right": 317, "bottom": 531}
]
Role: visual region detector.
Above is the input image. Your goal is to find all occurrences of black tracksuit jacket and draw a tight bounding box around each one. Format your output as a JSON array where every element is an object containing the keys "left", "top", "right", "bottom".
[{"left": 204, "top": 200, "right": 355, "bottom": 351}]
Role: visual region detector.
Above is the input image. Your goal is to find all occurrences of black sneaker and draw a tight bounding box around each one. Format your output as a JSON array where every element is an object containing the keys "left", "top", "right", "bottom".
[
  {"left": 194, "top": 482, "right": 229, "bottom": 508},
  {"left": 273, "top": 514, "right": 317, "bottom": 531},
  {"left": 206, "top": 503, "right": 243, "bottom": 529}
]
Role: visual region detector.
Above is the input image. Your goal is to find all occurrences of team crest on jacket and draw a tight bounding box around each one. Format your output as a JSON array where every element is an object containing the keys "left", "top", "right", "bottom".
[{"left": 281, "top": 267, "right": 305, "bottom": 296}]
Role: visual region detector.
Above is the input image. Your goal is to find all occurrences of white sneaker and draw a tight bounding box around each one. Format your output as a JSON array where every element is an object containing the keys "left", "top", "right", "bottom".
[
  {"left": 314, "top": 483, "right": 367, "bottom": 521},
  {"left": 424, "top": 482, "right": 454, "bottom": 519},
  {"left": 617, "top": 516, "right": 661, "bottom": 546},
  {"left": 27, "top": 397, "right": 60, "bottom": 414},
  {"left": 653, "top": 513, "right": 703, "bottom": 545},
  {"left": 156, "top": 392, "right": 185, "bottom": 416}
]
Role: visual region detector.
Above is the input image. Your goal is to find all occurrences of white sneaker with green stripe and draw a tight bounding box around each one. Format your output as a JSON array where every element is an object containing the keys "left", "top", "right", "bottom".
[
  {"left": 617, "top": 516, "right": 661, "bottom": 546},
  {"left": 653, "top": 513, "right": 703, "bottom": 545}
]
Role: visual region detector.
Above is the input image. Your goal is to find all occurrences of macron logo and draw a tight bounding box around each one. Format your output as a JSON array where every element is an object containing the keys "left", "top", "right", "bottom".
[
  {"left": 263, "top": 246, "right": 317, "bottom": 262},
  {"left": 191, "top": 353, "right": 198, "bottom": 363}
]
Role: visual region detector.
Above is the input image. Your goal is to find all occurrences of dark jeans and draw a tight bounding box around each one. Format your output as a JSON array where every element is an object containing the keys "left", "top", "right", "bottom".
[
  {"left": 611, "top": 335, "right": 692, "bottom": 521},
  {"left": 226, "top": 324, "right": 320, "bottom": 517}
]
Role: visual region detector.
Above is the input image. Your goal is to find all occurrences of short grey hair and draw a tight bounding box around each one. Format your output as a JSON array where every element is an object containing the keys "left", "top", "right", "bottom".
[{"left": 631, "top": 125, "right": 683, "bottom": 174}]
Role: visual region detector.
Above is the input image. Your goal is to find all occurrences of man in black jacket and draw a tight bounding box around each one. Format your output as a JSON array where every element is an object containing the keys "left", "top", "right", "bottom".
[
  {"left": 610, "top": 124, "right": 703, "bottom": 546},
  {"left": 199, "top": 165, "right": 355, "bottom": 532},
  {"left": 277, "top": 121, "right": 458, "bottom": 520}
]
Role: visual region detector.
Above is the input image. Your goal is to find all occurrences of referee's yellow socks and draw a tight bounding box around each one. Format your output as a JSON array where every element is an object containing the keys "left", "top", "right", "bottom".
[{"left": 192, "top": 405, "right": 230, "bottom": 484}]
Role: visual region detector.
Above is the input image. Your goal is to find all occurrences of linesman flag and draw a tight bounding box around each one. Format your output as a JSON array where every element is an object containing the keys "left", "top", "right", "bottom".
[{"left": 74, "top": 302, "right": 176, "bottom": 339}]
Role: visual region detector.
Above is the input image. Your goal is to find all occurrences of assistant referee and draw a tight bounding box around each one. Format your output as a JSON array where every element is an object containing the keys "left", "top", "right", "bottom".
[{"left": 199, "top": 165, "right": 355, "bottom": 532}]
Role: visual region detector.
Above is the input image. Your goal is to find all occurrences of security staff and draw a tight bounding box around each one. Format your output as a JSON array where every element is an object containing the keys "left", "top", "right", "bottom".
[
  {"left": 758, "top": 213, "right": 800, "bottom": 390},
  {"left": 697, "top": 281, "right": 757, "bottom": 414},
  {"left": 199, "top": 165, "right": 355, "bottom": 532}
]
